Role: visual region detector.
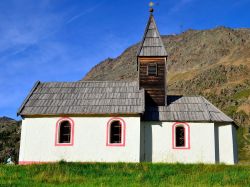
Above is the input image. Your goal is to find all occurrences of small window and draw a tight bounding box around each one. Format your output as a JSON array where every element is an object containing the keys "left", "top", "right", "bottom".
[
  {"left": 110, "top": 121, "right": 121, "bottom": 143},
  {"left": 147, "top": 63, "right": 157, "bottom": 76},
  {"left": 175, "top": 126, "right": 185, "bottom": 147},
  {"left": 106, "top": 118, "right": 126, "bottom": 146},
  {"left": 172, "top": 122, "right": 190, "bottom": 149},
  {"left": 55, "top": 118, "right": 74, "bottom": 146},
  {"left": 59, "top": 121, "right": 71, "bottom": 143}
]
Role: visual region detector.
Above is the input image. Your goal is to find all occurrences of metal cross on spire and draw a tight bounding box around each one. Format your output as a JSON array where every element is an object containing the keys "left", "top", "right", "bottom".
[
  {"left": 149, "top": 1, "right": 154, "bottom": 12},
  {"left": 149, "top": 1, "right": 158, "bottom": 13},
  {"left": 149, "top": 1, "right": 155, "bottom": 7}
]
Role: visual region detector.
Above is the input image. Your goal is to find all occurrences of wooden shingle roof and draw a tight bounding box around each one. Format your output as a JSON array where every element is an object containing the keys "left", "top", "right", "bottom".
[
  {"left": 137, "top": 13, "right": 167, "bottom": 57},
  {"left": 18, "top": 82, "right": 235, "bottom": 125},
  {"left": 17, "top": 81, "right": 145, "bottom": 116},
  {"left": 142, "top": 96, "right": 234, "bottom": 123}
]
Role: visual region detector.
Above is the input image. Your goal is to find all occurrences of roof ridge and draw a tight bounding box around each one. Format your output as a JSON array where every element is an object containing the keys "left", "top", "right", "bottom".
[
  {"left": 201, "top": 96, "right": 213, "bottom": 122},
  {"left": 202, "top": 96, "right": 234, "bottom": 121},
  {"left": 40, "top": 81, "right": 139, "bottom": 84},
  {"left": 137, "top": 14, "right": 152, "bottom": 56},
  {"left": 167, "top": 95, "right": 202, "bottom": 98}
]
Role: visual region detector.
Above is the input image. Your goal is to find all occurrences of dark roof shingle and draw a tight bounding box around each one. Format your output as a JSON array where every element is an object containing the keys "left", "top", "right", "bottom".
[
  {"left": 137, "top": 14, "right": 167, "bottom": 57},
  {"left": 18, "top": 82, "right": 235, "bottom": 125},
  {"left": 18, "top": 81, "right": 145, "bottom": 116},
  {"left": 142, "top": 96, "right": 234, "bottom": 123}
]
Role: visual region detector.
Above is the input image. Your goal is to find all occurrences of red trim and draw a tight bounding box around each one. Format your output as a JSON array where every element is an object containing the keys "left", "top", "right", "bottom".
[
  {"left": 172, "top": 122, "right": 190, "bottom": 150},
  {"left": 55, "top": 117, "right": 74, "bottom": 146},
  {"left": 106, "top": 117, "right": 126, "bottom": 147},
  {"left": 19, "top": 161, "right": 53, "bottom": 165}
]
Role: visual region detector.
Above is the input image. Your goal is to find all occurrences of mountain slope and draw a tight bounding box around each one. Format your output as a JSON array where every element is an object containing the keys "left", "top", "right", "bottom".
[
  {"left": 83, "top": 27, "right": 250, "bottom": 163},
  {"left": 83, "top": 27, "right": 250, "bottom": 125},
  {"left": 0, "top": 117, "right": 21, "bottom": 163},
  {"left": 84, "top": 27, "right": 250, "bottom": 81}
]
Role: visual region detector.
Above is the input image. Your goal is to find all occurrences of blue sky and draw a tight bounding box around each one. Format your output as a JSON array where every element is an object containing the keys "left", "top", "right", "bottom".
[{"left": 0, "top": 0, "right": 250, "bottom": 119}]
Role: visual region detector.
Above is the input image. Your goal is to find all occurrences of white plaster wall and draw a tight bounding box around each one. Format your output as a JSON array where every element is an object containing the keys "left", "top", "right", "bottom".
[
  {"left": 142, "top": 122, "right": 217, "bottom": 164},
  {"left": 217, "top": 124, "right": 238, "bottom": 164},
  {"left": 19, "top": 116, "right": 141, "bottom": 163}
]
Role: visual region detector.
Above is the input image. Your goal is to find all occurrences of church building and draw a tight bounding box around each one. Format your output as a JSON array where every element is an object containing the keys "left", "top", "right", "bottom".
[{"left": 18, "top": 8, "right": 238, "bottom": 165}]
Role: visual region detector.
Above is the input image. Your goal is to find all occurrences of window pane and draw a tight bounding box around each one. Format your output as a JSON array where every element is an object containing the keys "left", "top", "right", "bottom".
[
  {"left": 176, "top": 126, "right": 185, "bottom": 147},
  {"left": 110, "top": 121, "right": 121, "bottom": 143},
  {"left": 148, "top": 64, "right": 157, "bottom": 76},
  {"left": 59, "top": 121, "right": 71, "bottom": 143}
]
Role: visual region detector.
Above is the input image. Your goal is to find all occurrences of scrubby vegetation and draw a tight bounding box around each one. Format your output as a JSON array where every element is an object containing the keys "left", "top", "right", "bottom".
[
  {"left": 0, "top": 162, "right": 250, "bottom": 186},
  {"left": 0, "top": 117, "right": 20, "bottom": 163}
]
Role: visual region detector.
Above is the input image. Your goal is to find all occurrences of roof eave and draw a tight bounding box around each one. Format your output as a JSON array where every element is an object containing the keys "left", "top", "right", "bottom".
[
  {"left": 20, "top": 112, "right": 143, "bottom": 118},
  {"left": 17, "top": 81, "right": 41, "bottom": 117}
]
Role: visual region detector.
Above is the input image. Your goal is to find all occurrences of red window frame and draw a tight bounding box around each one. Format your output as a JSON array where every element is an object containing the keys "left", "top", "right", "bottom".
[
  {"left": 106, "top": 117, "right": 126, "bottom": 147},
  {"left": 55, "top": 117, "right": 74, "bottom": 146},
  {"left": 172, "top": 122, "right": 190, "bottom": 150}
]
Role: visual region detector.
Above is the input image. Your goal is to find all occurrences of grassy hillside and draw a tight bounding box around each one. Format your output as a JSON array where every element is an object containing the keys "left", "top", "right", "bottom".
[
  {"left": 0, "top": 163, "right": 250, "bottom": 186},
  {"left": 83, "top": 27, "right": 250, "bottom": 162}
]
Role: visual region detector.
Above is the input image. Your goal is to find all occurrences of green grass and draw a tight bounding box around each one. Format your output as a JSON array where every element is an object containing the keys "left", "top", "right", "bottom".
[
  {"left": 0, "top": 163, "right": 250, "bottom": 187},
  {"left": 225, "top": 105, "right": 238, "bottom": 116},
  {"left": 233, "top": 88, "right": 250, "bottom": 100}
]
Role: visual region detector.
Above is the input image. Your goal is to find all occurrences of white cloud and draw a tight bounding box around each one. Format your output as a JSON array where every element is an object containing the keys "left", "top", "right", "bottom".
[
  {"left": 0, "top": 1, "right": 65, "bottom": 60},
  {"left": 66, "top": 2, "right": 104, "bottom": 24}
]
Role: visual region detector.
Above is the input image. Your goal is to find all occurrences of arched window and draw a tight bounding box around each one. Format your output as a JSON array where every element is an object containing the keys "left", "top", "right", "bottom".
[
  {"left": 106, "top": 118, "right": 126, "bottom": 146},
  {"left": 59, "top": 121, "right": 71, "bottom": 143},
  {"left": 175, "top": 126, "right": 185, "bottom": 147},
  {"left": 55, "top": 118, "right": 74, "bottom": 146},
  {"left": 172, "top": 122, "right": 190, "bottom": 149},
  {"left": 110, "top": 121, "right": 122, "bottom": 143}
]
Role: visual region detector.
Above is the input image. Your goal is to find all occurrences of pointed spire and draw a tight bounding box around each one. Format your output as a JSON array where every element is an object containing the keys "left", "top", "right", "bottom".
[{"left": 137, "top": 11, "right": 167, "bottom": 57}]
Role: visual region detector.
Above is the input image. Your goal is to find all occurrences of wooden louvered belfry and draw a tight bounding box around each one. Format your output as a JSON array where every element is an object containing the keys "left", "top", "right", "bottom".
[{"left": 137, "top": 9, "right": 168, "bottom": 106}]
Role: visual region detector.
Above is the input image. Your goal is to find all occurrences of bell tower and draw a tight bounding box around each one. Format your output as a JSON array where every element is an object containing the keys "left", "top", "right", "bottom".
[{"left": 137, "top": 7, "right": 168, "bottom": 106}]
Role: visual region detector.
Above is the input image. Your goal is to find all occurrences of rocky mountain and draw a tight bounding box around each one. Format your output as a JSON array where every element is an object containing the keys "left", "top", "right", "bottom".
[
  {"left": 84, "top": 27, "right": 250, "bottom": 162},
  {"left": 0, "top": 117, "right": 21, "bottom": 163}
]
